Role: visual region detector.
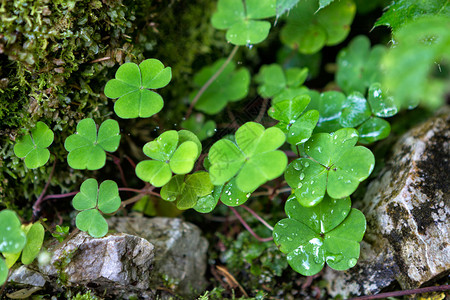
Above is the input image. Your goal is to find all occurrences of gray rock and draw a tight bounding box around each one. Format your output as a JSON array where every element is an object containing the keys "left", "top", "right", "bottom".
[
  {"left": 108, "top": 216, "right": 209, "bottom": 297},
  {"left": 325, "top": 109, "right": 450, "bottom": 297},
  {"left": 40, "top": 231, "right": 155, "bottom": 299},
  {"left": 9, "top": 265, "right": 46, "bottom": 287}
]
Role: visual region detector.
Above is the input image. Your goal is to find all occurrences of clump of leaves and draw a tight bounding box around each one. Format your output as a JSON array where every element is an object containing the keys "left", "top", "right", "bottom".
[
  {"left": 0, "top": 210, "right": 27, "bottom": 285},
  {"left": 336, "top": 35, "right": 386, "bottom": 95},
  {"left": 64, "top": 118, "right": 121, "bottom": 170},
  {"left": 268, "top": 95, "right": 319, "bottom": 145},
  {"left": 280, "top": 0, "right": 355, "bottom": 54},
  {"left": 285, "top": 128, "right": 374, "bottom": 207},
  {"left": 72, "top": 179, "right": 121, "bottom": 238},
  {"left": 273, "top": 195, "right": 366, "bottom": 276},
  {"left": 211, "top": 0, "right": 276, "bottom": 45},
  {"left": 255, "top": 64, "right": 308, "bottom": 98},
  {"left": 190, "top": 59, "right": 250, "bottom": 114},
  {"left": 135, "top": 130, "right": 201, "bottom": 187},
  {"left": 104, "top": 58, "right": 172, "bottom": 118},
  {"left": 13, "top": 122, "right": 54, "bottom": 169},
  {"left": 160, "top": 171, "right": 214, "bottom": 210},
  {"left": 208, "top": 122, "right": 287, "bottom": 192}
]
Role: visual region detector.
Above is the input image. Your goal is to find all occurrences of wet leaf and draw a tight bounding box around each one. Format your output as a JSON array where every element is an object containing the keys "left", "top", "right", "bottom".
[
  {"left": 21, "top": 222, "right": 45, "bottom": 265},
  {"left": 357, "top": 117, "right": 391, "bottom": 144},
  {"left": 339, "top": 92, "right": 372, "bottom": 128},
  {"left": 273, "top": 195, "right": 366, "bottom": 276},
  {"left": 14, "top": 122, "right": 54, "bottom": 169},
  {"left": 0, "top": 210, "right": 26, "bottom": 254}
]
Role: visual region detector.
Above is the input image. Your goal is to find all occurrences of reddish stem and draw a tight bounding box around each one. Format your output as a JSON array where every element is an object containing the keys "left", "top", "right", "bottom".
[
  {"left": 107, "top": 153, "right": 127, "bottom": 187},
  {"left": 123, "top": 155, "right": 136, "bottom": 169},
  {"left": 42, "top": 191, "right": 79, "bottom": 201},
  {"left": 32, "top": 159, "right": 57, "bottom": 220},
  {"left": 228, "top": 206, "right": 273, "bottom": 242},
  {"left": 350, "top": 285, "right": 450, "bottom": 300},
  {"left": 241, "top": 205, "right": 274, "bottom": 231}
]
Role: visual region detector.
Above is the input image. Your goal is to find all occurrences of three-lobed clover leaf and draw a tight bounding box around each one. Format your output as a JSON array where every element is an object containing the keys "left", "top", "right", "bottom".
[
  {"left": 190, "top": 59, "right": 250, "bottom": 115},
  {"left": 336, "top": 35, "right": 386, "bottom": 95},
  {"left": 285, "top": 128, "right": 374, "bottom": 207},
  {"left": 73, "top": 179, "right": 121, "bottom": 238},
  {"left": 211, "top": 0, "right": 276, "bottom": 45},
  {"left": 104, "top": 58, "right": 171, "bottom": 119},
  {"left": 160, "top": 172, "right": 214, "bottom": 210},
  {"left": 255, "top": 64, "right": 308, "bottom": 98},
  {"left": 268, "top": 95, "right": 319, "bottom": 145},
  {"left": 14, "top": 121, "right": 54, "bottom": 169},
  {"left": 280, "top": 0, "right": 355, "bottom": 54},
  {"left": 64, "top": 118, "right": 121, "bottom": 170},
  {"left": 136, "top": 130, "right": 201, "bottom": 187},
  {"left": 209, "top": 122, "right": 287, "bottom": 192},
  {"left": 273, "top": 194, "right": 366, "bottom": 276}
]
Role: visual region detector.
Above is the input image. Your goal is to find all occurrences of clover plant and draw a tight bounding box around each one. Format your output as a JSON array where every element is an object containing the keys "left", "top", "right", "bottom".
[
  {"left": 211, "top": 0, "right": 276, "bottom": 45},
  {"left": 285, "top": 128, "right": 374, "bottom": 207},
  {"left": 72, "top": 179, "right": 121, "bottom": 238},
  {"left": 273, "top": 194, "right": 366, "bottom": 276},
  {"left": 280, "top": 0, "right": 355, "bottom": 54},
  {"left": 306, "top": 91, "right": 346, "bottom": 134},
  {"left": 190, "top": 59, "right": 250, "bottom": 114},
  {"left": 13, "top": 122, "right": 54, "bottom": 169},
  {"left": 136, "top": 130, "right": 201, "bottom": 187},
  {"left": 255, "top": 64, "right": 308, "bottom": 98},
  {"left": 104, "top": 58, "right": 172, "bottom": 118},
  {"left": 64, "top": 118, "right": 121, "bottom": 170},
  {"left": 268, "top": 95, "right": 319, "bottom": 145},
  {"left": 160, "top": 171, "right": 214, "bottom": 210},
  {"left": 336, "top": 35, "right": 386, "bottom": 95},
  {"left": 208, "top": 122, "right": 287, "bottom": 192}
]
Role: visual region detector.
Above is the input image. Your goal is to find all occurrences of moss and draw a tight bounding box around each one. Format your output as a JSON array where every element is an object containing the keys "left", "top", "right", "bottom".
[{"left": 0, "top": 0, "right": 220, "bottom": 212}]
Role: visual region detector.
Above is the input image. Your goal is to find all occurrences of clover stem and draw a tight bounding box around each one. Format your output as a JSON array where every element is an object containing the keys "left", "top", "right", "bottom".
[
  {"left": 42, "top": 191, "right": 79, "bottom": 201},
  {"left": 107, "top": 153, "right": 127, "bottom": 187},
  {"left": 32, "top": 159, "right": 57, "bottom": 221},
  {"left": 121, "top": 193, "right": 146, "bottom": 207},
  {"left": 350, "top": 284, "right": 450, "bottom": 300},
  {"left": 254, "top": 98, "right": 269, "bottom": 123},
  {"left": 241, "top": 205, "right": 274, "bottom": 231},
  {"left": 118, "top": 187, "right": 144, "bottom": 194},
  {"left": 228, "top": 206, "right": 273, "bottom": 242},
  {"left": 123, "top": 155, "right": 136, "bottom": 169},
  {"left": 185, "top": 45, "right": 240, "bottom": 119}
]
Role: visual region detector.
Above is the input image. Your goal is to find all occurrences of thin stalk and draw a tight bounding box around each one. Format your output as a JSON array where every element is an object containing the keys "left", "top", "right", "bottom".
[
  {"left": 32, "top": 159, "right": 57, "bottom": 220},
  {"left": 185, "top": 45, "right": 239, "bottom": 119},
  {"left": 350, "top": 285, "right": 450, "bottom": 300},
  {"left": 229, "top": 206, "right": 273, "bottom": 242},
  {"left": 241, "top": 205, "right": 274, "bottom": 231},
  {"left": 42, "top": 191, "right": 79, "bottom": 201}
]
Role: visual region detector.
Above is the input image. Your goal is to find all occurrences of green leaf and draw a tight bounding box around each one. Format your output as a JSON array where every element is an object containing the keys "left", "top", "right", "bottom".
[
  {"left": 286, "top": 128, "right": 374, "bottom": 206},
  {"left": 209, "top": 122, "right": 287, "bottom": 192},
  {"left": 357, "top": 117, "right": 391, "bottom": 144},
  {"left": 190, "top": 59, "right": 250, "bottom": 114},
  {"left": 276, "top": 0, "right": 300, "bottom": 18},
  {"left": 169, "top": 141, "right": 199, "bottom": 174},
  {"left": 136, "top": 160, "right": 172, "bottom": 187},
  {"left": 273, "top": 195, "right": 366, "bottom": 276},
  {"left": 64, "top": 118, "right": 120, "bottom": 170},
  {"left": 255, "top": 64, "right": 286, "bottom": 98},
  {"left": 104, "top": 58, "right": 171, "bottom": 119},
  {"left": 381, "top": 15, "right": 450, "bottom": 109},
  {"left": 280, "top": 0, "right": 355, "bottom": 54},
  {"left": 181, "top": 114, "right": 217, "bottom": 141},
  {"left": 339, "top": 92, "right": 372, "bottom": 128},
  {"left": 0, "top": 258, "right": 7, "bottom": 285},
  {"left": 177, "top": 130, "right": 202, "bottom": 159},
  {"left": 161, "top": 172, "right": 214, "bottom": 210},
  {"left": 14, "top": 122, "right": 54, "bottom": 169},
  {"left": 143, "top": 130, "right": 178, "bottom": 161},
  {"left": 336, "top": 35, "right": 386, "bottom": 94},
  {"left": 194, "top": 185, "right": 223, "bottom": 213},
  {"left": 374, "top": 0, "right": 449, "bottom": 33},
  {"left": 220, "top": 178, "right": 252, "bottom": 206},
  {"left": 0, "top": 210, "right": 27, "bottom": 254},
  {"left": 75, "top": 209, "right": 109, "bottom": 238},
  {"left": 73, "top": 179, "right": 121, "bottom": 238},
  {"left": 367, "top": 83, "right": 398, "bottom": 118},
  {"left": 21, "top": 222, "right": 45, "bottom": 265},
  {"left": 211, "top": 0, "right": 276, "bottom": 45},
  {"left": 319, "top": 0, "right": 335, "bottom": 10},
  {"left": 314, "top": 91, "right": 346, "bottom": 133}
]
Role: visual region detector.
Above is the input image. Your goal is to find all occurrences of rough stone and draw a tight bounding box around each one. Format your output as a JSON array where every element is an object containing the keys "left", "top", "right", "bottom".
[
  {"left": 40, "top": 231, "right": 155, "bottom": 299},
  {"left": 9, "top": 265, "right": 46, "bottom": 287},
  {"left": 324, "top": 108, "right": 450, "bottom": 298},
  {"left": 107, "top": 216, "right": 209, "bottom": 297}
]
